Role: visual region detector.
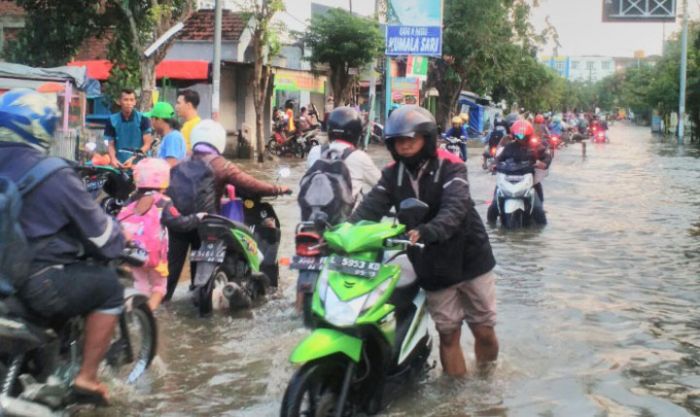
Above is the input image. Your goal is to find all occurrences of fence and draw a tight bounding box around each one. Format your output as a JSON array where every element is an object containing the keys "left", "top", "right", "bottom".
[{"left": 49, "top": 129, "right": 81, "bottom": 161}]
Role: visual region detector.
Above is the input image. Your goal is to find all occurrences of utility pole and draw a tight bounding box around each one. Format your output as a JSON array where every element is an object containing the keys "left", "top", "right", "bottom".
[
  {"left": 349, "top": 0, "right": 353, "bottom": 14},
  {"left": 677, "top": 0, "right": 688, "bottom": 144},
  {"left": 212, "top": 0, "right": 223, "bottom": 121},
  {"left": 363, "top": 0, "right": 379, "bottom": 148}
]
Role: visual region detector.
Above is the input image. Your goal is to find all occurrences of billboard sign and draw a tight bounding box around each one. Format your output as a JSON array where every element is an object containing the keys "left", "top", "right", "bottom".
[
  {"left": 602, "top": 0, "right": 676, "bottom": 22},
  {"left": 386, "top": 0, "right": 443, "bottom": 57}
]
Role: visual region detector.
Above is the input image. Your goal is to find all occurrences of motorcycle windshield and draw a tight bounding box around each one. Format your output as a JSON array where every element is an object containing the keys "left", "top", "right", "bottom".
[{"left": 324, "top": 222, "right": 406, "bottom": 254}]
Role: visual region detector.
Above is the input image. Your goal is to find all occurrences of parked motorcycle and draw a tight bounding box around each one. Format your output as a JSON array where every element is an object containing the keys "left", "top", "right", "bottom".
[
  {"left": 75, "top": 147, "right": 149, "bottom": 216},
  {"left": 487, "top": 160, "right": 546, "bottom": 228},
  {"left": 0, "top": 245, "right": 157, "bottom": 416},
  {"left": 281, "top": 199, "right": 432, "bottom": 417}
]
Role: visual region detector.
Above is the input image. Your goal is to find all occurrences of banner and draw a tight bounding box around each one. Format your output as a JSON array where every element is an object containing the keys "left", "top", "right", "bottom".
[
  {"left": 391, "top": 77, "right": 420, "bottom": 105},
  {"left": 406, "top": 56, "right": 429, "bottom": 81},
  {"left": 386, "top": 0, "right": 443, "bottom": 57}
]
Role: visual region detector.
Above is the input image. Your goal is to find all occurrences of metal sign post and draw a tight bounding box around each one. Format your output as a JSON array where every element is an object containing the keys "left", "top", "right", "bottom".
[{"left": 677, "top": 0, "right": 688, "bottom": 143}]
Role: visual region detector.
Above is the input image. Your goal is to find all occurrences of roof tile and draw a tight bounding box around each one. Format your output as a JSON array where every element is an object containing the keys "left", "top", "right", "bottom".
[{"left": 179, "top": 9, "right": 248, "bottom": 42}]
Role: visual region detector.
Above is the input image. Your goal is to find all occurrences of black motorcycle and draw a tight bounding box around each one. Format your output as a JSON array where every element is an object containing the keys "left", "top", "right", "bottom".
[
  {"left": 0, "top": 246, "right": 157, "bottom": 415},
  {"left": 75, "top": 148, "right": 147, "bottom": 216},
  {"left": 191, "top": 194, "right": 288, "bottom": 317}
]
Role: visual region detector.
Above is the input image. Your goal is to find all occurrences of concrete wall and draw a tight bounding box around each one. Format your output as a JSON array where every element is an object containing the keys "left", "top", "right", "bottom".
[{"left": 166, "top": 41, "right": 238, "bottom": 61}]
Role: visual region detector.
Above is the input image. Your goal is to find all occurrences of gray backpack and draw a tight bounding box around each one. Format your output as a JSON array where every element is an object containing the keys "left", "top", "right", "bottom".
[{"left": 298, "top": 145, "right": 355, "bottom": 224}]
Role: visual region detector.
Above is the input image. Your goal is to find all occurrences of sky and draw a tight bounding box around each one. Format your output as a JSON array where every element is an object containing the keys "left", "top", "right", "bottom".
[
  {"left": 284, "top": 0, "right": 699, "bottom": 58},
  {"left": 530, "top": 0, "right": 700, "bottom": 58}
]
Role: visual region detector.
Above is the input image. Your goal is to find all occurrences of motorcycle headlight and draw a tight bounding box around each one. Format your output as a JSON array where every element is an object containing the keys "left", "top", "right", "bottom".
[{"left": 360, "top": 280, "right": 391, "bottom": 316}]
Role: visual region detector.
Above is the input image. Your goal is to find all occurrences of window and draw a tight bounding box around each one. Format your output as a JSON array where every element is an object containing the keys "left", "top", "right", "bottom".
[
  {"left": 571, "top": 61, "right": 579, "bottom": 70},
  {"left": 586, "top": 62, "right": 595, "bottom": 70},
  {"left": 555, "top": 62, "right": 565, "bottom": 72},
  {"left": 601, "top": 61, "right": 612, "bottom": 70}
]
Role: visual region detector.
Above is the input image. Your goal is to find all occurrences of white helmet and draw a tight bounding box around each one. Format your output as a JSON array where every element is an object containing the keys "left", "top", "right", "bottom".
[{"left": 191, "top": 119, "right": 226, "bottom": 153}]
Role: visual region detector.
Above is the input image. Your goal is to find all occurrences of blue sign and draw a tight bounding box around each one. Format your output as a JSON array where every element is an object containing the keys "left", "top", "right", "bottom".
[
  {"left": 386, "top": 25, "right": 442, "bottom": 57},
  {"left": 385, "top": 0, "right": 443, "bottom": 57}
]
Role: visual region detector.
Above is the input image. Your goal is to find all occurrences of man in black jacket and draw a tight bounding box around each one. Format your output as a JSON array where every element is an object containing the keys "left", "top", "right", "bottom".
[{"left": 350, "top": 106, "right": 498, "bottom": 377}]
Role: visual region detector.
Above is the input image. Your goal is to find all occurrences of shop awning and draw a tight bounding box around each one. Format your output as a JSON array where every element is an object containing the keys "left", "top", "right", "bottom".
[{"left": 68, "top": 60, "right": 210, "bottom": 81}]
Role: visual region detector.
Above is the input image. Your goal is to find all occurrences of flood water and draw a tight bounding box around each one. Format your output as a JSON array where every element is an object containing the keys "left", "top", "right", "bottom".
[{"left": 89, "top": 122, "right": 700, "bottom": 417}]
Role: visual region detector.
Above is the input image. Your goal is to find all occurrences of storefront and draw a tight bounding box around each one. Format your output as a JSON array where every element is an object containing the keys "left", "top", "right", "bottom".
[{"left": 272, "top": 68, "right": 326, "bottom": 115}]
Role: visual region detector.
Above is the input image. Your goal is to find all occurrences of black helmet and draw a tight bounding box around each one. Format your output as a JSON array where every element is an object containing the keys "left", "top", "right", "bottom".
[
  {"left": 503, "top": 112, "right": 520, "bottom": 133},
  {"left": 384, "top": 105, "right": 438, "bottom": 163},
  {"left": 284, "top": 99, "right": 296, "bottom": 110},
  {"left": 327, "top": 106, "right": 363, "bottom": 146}
]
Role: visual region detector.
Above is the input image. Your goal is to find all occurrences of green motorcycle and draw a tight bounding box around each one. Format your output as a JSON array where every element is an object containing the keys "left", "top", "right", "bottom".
[{"left": 281, "top": 199, "right": 432, "bottom": 417}]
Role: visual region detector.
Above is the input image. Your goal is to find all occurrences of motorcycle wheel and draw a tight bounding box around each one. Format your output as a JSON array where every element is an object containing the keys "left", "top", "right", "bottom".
[
  {"left": 198, "top": 268, "right": 227, "bottom": 317},
  {"left": 302, "top": 292, "right": 314, "bottom": 328},
  {"left": 267, "top": 139, "right": 282, "bottom": 156},
  {"left": 503, "top": 210, "right": 523, "bottom": 229},
  {"left": 294, "top": 141, "right": 306, "bottom": 158},
  {"left": 106, "top": 296, "right": 157, "bottom": 384},
  {"left": 281, "top": 360, "right": 347, "bottom": 417},
  {"left": 487, "top": 201, "right": 499, "bottom": 223}
]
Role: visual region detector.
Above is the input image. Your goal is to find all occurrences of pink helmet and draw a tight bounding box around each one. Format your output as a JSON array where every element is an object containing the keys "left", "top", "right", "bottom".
[{"left": 133, "top": 158, "right": 171, "bottom": 189}]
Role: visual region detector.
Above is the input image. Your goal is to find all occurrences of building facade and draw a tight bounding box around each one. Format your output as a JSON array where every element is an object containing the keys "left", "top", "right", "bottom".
[{"left": 540, "top": 55, "right": 616, "bottom": 83}]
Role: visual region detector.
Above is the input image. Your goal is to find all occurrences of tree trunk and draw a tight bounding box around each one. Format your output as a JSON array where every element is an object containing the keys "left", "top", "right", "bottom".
[{"left": 139, "top": 57, "right": 156, "bottom": 111}]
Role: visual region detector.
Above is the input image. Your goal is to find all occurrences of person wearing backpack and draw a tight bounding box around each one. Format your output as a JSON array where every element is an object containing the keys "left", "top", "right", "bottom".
[
  {"left": 118, "top": 158, "right": 202, "bottom": 311},
  {"left": 164, "top": 119, "right": 290, "bottom": 301},
  {"left": 0, "top": 89, "right": 125, "bottom": 403},
  {"left": 306, "top": 106, "right": 381, "bottom": 202},
  {"left": 296, "top": 107, "right": 381, "bottom": 313}
]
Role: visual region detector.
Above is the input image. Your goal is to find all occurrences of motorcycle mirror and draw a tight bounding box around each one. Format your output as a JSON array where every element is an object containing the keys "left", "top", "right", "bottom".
[
  {"left": 278, "top": 166, "right": 291, "bottom": 179},
  {"left": 397, "top": 198, "right": 429, "bottom": 227}
]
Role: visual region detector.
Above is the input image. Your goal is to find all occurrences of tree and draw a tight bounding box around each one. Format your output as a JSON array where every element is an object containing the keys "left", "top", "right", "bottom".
[
  {"left": 236, "top": 0, "right": 285, "bottom": 162},
  {"left": 107, "top": 0, "right": 194, "bottom": 110},
  {"left": 5, "top": 0, "right": 194, "bottom": 111},
  {"left": 427, "top": 0, "right": 549, "bottom": 127},
  {"left": 300, "top": 8, "right": 384, "bottom": 105},
  {"left": 3, "top": 0, "right": 109, "bottom": 67}
]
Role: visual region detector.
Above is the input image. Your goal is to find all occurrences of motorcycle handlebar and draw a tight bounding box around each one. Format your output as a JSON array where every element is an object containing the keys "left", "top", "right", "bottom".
[{"left": 386, "top": 238, "right": 425, "bottom": 249}]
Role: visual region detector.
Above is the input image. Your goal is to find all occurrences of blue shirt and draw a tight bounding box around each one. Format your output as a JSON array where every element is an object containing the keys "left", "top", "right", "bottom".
[
  {"left": 158, "top": 130, "right": 186, "bottom": 161},
  {"left": 104, "top": 111, "right": 152, "bottom": 163}
]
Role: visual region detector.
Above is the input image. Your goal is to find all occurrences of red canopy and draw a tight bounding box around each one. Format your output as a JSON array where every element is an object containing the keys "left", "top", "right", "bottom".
[{"left": 68, "top": 60, "right": 209, "bottom": 81}]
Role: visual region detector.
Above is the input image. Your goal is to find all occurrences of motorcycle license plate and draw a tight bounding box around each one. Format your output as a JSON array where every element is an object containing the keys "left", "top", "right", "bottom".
[
  {"left": 506, "top": 175, "right": 524, "bottom": 182},
  {"left": 327, "top": 255, "right": 381, "bottom": 278},
  {"left": 191, "top": 242, "right": 225, "bottom": 263},
  {"left": 290, "top": 256, "right": 324, "bottom": 271}
]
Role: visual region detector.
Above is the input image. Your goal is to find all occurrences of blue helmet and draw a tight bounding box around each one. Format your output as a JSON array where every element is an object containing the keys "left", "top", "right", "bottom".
[{"left": 0, "top": 89, "right": 59, "bottom": 151}]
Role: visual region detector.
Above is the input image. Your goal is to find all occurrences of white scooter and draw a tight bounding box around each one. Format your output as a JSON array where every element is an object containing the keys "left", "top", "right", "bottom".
[{"left": 487, "top": 160, "right": 546, "bottom": 228}]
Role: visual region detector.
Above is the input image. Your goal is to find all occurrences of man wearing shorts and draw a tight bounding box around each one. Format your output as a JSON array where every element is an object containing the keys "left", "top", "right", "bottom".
[{"left": 351, "top": 106, "right": 499, "bottom": 377}]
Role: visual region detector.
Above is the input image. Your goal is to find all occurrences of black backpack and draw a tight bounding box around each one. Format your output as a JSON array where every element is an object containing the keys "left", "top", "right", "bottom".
[
  {"left": 298, "top": 144, "right": 355, "bottom": 224},
  {"left": 167, "top": 157, "right": 217, "bottom": 215},
  {"left": 0, "top": 157, "right": 69, "bottom": 294}
]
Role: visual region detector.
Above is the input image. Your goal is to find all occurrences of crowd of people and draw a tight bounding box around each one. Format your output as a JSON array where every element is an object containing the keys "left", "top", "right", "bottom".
[{"left": 1, "top": 84, "right": 610, "bottom": 410}]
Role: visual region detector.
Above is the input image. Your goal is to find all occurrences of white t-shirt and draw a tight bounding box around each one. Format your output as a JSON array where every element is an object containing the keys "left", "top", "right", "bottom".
[{"left": 307, "top": 141, "right": 381, "bottom": 201}]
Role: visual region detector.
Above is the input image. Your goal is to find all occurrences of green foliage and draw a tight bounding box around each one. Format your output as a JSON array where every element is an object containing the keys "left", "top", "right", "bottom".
[
  {"left": 103, "top": 31, "right": 141, "bottom": 107},
  {"left": 583, "top": 20, "right": 699, "bottom": 137},
  {"left": 300, "top": 8, "right": 384, "bottom": 103},
  {"left": 3, "top": 0, "right": 108, "bottom": 67},
  {"left": 429, "top": 0, "right": 554, "bottom": 126}
]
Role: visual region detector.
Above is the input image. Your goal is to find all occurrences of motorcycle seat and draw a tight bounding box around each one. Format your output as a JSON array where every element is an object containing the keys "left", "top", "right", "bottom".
[{"left": 0, "top": 295, "right": 52, "bottom": 327}]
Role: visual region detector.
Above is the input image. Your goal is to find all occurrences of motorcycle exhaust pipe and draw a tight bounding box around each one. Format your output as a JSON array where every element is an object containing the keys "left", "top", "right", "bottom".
[
  {"left": 222, "top": 282, "right": 252, "bottom": 309},
  {"left": 0, "top": 394, "right": 58, "bottom": 417}
]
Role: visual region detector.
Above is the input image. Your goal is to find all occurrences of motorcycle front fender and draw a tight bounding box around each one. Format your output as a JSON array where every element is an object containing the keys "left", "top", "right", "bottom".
[
  {"left": 504, "top": 198, "right": 525, "bottom": 214},
  {"left": 193, "top": 261, "right": 218, "bottom": 287},
  {"left": 290, "top": 328, "right": 362, "bottom": 364}
]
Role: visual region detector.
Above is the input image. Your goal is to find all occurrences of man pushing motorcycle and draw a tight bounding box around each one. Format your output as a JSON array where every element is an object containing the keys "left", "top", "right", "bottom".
[{"left": 350, "top": 106, "right": 499, "bottom": 377}]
